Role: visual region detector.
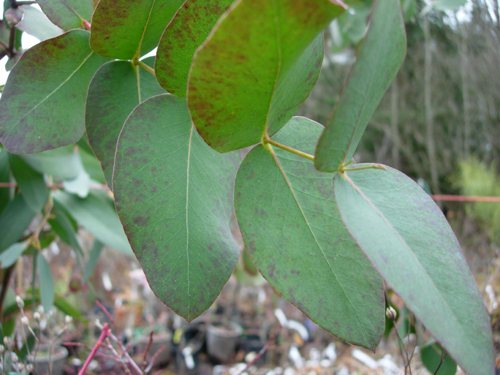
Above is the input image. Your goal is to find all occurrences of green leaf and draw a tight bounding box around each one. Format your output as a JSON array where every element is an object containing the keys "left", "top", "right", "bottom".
[
  {"left": 48, "top": 205, "right": 83, "bottom": 256},
  {"left": 9, "top": 154, "right": 49, "bottom": 212},
  {"left": 421, "top": 344, "right": 457, "bottom": 375},
  {"left": 62, "top": 169, "right": 90, "bottom": 198},
  {"left": 90, "top": 0, "right": 184, "bottom": 59},
  {"left": 314, "top": 0, "right": 406, "bottom": 172},
  {"left": 14, "top": 5, "right": 63, "bottom": 41},
  {"left": 38, "top": 253, "right": 55, "bottom": 313},
  {"left": 37, "top": 0, "right": 93, "bottom": 30},
  {"left": 0, "top": 241, "right": 28, "bottom": 268},
  {"left": 113, "top": 94, "right": 240, "bottom": 321},
  {"left": 234, "top": 117, "right": 384, "bottom": 350},
  {"left": 78, "top": 148, "right": 106, "bottom": 184},
  {"left": 188, "top": 0, "right": 345, "bottom": 153},
  {"left": 430, "top": 0, "right": 466, "bottom": 10},
  {"left": 0, "top": 30, "right": 108, "bottom": 154},
  {"left": 333, "top": 165, "right": 494, "bottom": 375},
  {"left": 0, "top": 148, "right": 10, "bottom": 215},
  {"left": 0, "top": 194, "right": 36, "bottom": 253},
  {"left": 21, "top": 145, "right": 84, "bottom": 180},
  {"left": 155, "top": 0, "right": 234, "bottom": 96},
  {"left": 54, "top": 191, "right": 133, "bottom": 255},
  {"left": 54, "top": 298, "right": 85, "bottom": 320},
  {"left": 86, "top": 58, "right": 164, "bottom": 187},
  {"left": 83, "top": 239, "right": 103, "bottom": 284}
]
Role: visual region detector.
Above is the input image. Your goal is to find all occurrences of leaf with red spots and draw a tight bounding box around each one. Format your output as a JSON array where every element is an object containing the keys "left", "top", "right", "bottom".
[
  {"left": 314, "top": 0, "right": 406, "bottom": 172},
  {"left": 334, "top": 165, "right": 494, "bottom": 374},
  {"left": 156, "top": 0, "right": 234, "bottom": 96},
  {"left": 90, "top": 0, "right": 184, "bottom": 59},
  {"left": 187, "top": 0, "right": 345, "bottom": 153},
  {"left": 37, "top": 0, "right": 93, "bottom": 31},
  {"left": 86, "top": 57, "right": 165, "bottom": 188},
  {"left": 113, "top": 94, "right": 240, "bottom": 321},
  {"left": 234, "top": 117, "right": 384, "bottom": 350},
  {"left": 0, "top": 30, "right": 108, "bottom": 154}
]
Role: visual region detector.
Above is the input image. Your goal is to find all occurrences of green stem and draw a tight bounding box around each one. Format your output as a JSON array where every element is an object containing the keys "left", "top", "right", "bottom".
[
  {"left": 263, "top": 138, "right": 314, "bottom": 161},
  {"left": 137, "top": 60, "right": 155, "bottom": 77}
]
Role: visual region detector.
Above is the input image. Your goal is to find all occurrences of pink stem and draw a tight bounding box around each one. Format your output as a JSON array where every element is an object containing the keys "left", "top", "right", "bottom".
[{"left": 79, "top": 323, "right": 110, "bottom": 375}]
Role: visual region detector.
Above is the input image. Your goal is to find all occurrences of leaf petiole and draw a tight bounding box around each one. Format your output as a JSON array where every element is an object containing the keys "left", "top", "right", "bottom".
[
  {"left": 263, "top": 137, "right": 314, "bottom": 161},
  {"left": 136, "top": 59, "right": 155, "bottom": 77},
  {"left": 340, "top": 163, "right": 387, "bottom": 173}
]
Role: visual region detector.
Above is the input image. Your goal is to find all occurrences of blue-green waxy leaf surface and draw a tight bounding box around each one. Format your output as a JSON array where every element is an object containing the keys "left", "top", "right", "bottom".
[
  {"left": 86, "top": 58, "right": 165, "bottom": 188},
  {"left": 0, "top": 194, "right": 36, "bottom": 254},
  {"left": 235, "top": 117, "right": 385, "bottom": 350},
  {"left": 113, "top": 94, "right": 240, "bottom": 321},
  {"left": 9, "top": 155, "right": 49, "bottom": 212},
  {"left": 188, "top": 0, "right": 345, "bottom": 153},
  {"left": 90, "top": 0, "right": 184, "bottom": 59},
  {"left": 0, "top": 30, "right": 108, "bottom": 154},
  {"left": 334, "top": 165, "right": 494, "bottom": 375},
  {"left": 315, "top": 0, "right": 406, "bottom": 172},
  {"left": 38, "top": 253, "right": 55, "bottom": 313}
]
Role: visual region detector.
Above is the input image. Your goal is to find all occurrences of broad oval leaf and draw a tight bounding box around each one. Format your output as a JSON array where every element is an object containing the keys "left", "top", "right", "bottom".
[
  {"left": 113, "top": 94, "right": 240, "bottom": 321},
  {"left": 155, "top": 0, "right": 234, "bottom": 96},
  {"left": 235, "top": 117, "right": 384, "bottom": 350},
  {"left": 0, "top": 30, "right": 108, "bottom": 154},
  {"left": 90, "top": 0, "right": 184, "bottom": 59},
  {"left": 0, "top": 194, "right": 36, "bottom": 254},
  {"left": 14, "top": 5, "right": 63, "bottom": 41},
  {"left": 314, "top": 0, "right": 406, "bottom": 172},
  {"left": 334, "top": 165, "right": 494, "bottom": 375},
  {"left": 54, "top": 191, "right": 133, "bottom": 255},
  {"left": 37, "top": 0, "right": 93, "bottom": 31},
  {"left": 188, "top": 0, "right": 345, "bottom": 153},
  {"left": 20, "top": 146, "right": 84, "bottom": 180},
  {"left": 86, "top": 58, "right": 165, "bottom": 188},
  {"left": 9, "top": 154, "right": 49, "bottom": 212},
  {"left": 421, "top": 344, "right": 457, "bottom": 375}
]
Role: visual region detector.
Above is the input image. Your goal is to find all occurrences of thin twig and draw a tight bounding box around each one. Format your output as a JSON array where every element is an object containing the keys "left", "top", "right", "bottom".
[
  {"left": 142, "top": 330, "right": 154, "bottom": 371},
  {"left": 79, "top": 323, "right": 110, "bottom": 375},
  {"left": 235, "top": 324, "right": 281, "bottom": 375},
  {"left": 105, "top": 339, "right": 132, "bottom": 375},
  {"left": 144, "top": 345, "right": 166, "bottom": 373},
  {"left": 433, "top": 349, "right": 447, "bottom": 375},
  {"left": 96, "top": 300, "right": 118, "bottom": 334}
]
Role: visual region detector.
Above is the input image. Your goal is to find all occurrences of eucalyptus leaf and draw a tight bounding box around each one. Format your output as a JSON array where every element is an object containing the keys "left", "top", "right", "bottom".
[
  {"left": 37, "top": 253, "right": 55, "bottom": 313},
  {"left": 235, "top": 117, "right": 384, "bottom": 349},
  {"left": 0, "top": 241, "right": 28, "bottom": 268},
  {"left": 156, "top": 0, "right": 234, "bottom": 96},
  {"left": 37, "top": 0, "right": 93, "bottom": 30},
  {"left": 0, "top": 30, "right": 108, "bottom": 154},
  {"left": 47, "top": 207, "right": 83, "bottom": 256},
  {"left": 90, "top": 0, "right": 184, "bottom": 59},
  {"left": 0, "top": 148, "right": 9, "bottom": 215},
  {"left": 9, "top": 154, "right": 49, "bottom": 212},
  {"left": 21, "top": 146, "right": 84, "bottom": 180},
  {"left": 334, "top": 165, "right": 494, "bottom": 375},
  {"left": 113, "top": 94, "right": 240, "bottom": 321},
  {"left": 315, "top": 0, "right": 406, "bottom": 172},
  {"left": 86, "top": 58, "right": 164, "bottom": 187},
  {"left": 188, "top": 0, "right": 345, "bottom": 153},
  {"left": 53, "top": 191, "right": 133, "bottom": 255},
  {"left": 0, "top": 194, "right": 36, "bottom": 254},
  {"left": 83, "top": 239, "right": 103, "bottom": 284},
  {"left": 15, "top": 5, "right": 63, "bottom": 41},
  {"left": 421, "top": 344, "right": 457, "bottom": 375}
]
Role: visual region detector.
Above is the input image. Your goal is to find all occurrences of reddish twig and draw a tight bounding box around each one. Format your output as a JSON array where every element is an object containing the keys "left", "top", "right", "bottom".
[
  {"left": 96, "top": 300, "right": 118, "bottom": 334},
  {"left": 142, "top": 331, "right": 154, "bottom": 371},
  {"left": 144, "top": 345, "right": 166, "bottom": 373},
  {"left": 235, "top": 324, "right": 281, "bottom": 375},
  {"left": 79, "top": 323, "right": 110, "bottom": 375}
]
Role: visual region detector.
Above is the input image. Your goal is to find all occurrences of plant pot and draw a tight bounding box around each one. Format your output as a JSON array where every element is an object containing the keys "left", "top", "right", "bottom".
[
  {"left": 131, "top": 331, "right": 172, "bottom": 367},
  {"left": 206, "top": 322, "right": 243, "bottom": 363},
  {"left": 29, "top": 344, "right": 68, "bottom": 375}
]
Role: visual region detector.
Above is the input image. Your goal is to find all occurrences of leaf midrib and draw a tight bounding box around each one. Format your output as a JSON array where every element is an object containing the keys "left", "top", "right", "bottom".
[
  {"left": 270, "top": 146, "right": 370, "bottom": 345},
  {"left": 8, "top": 50, "right": 94, "bottom": 132},
  {"left": 342, "top": 171, "right": 473, "bottom": 352}
]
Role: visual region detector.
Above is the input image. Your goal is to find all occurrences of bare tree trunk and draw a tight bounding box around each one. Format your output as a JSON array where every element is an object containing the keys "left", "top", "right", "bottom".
[
  {"left": 390, "top": 77, "right": 401, "bottom": 169},
  {"left": 423, "top": 16, "right": 441, "bottom": 195}
]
